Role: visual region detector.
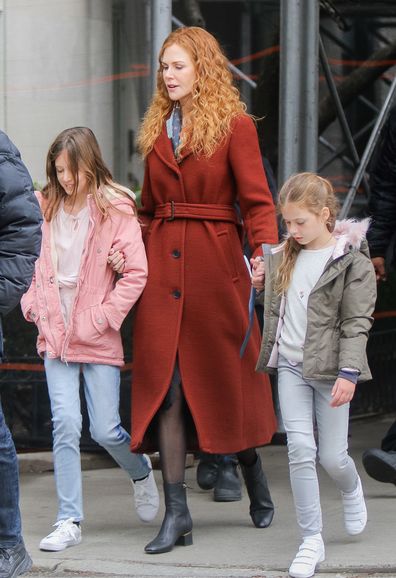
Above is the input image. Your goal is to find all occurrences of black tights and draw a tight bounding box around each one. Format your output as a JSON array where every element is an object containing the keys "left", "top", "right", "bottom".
[
  {"left": 157, "top": 381, "right": 257, "bottom": 483},
  {"left": 158, "top": 381, "right": 187, "bottom": 484}
]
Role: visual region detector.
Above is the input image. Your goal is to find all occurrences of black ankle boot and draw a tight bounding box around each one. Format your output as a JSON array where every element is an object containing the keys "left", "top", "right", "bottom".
[
  {"left": 145, "top": 482, "right": 193, "bottom": 554},
  {"left": 241, "top": 454, "right": 274, "bottom": 528},
  {"left": 214, "top": 456, "right": 242, "bottom": 502},
  {"left": 196, "top": 453, "right": 221, "bottom": 490}
]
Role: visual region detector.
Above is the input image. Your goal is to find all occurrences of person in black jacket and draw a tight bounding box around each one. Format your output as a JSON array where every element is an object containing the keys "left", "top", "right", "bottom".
[
  {"left": 367, "top": 106, "right": 396, "bottom": 282},
  {"left": 363, "top": 107, "right": 396, "bottom": 486},
  {"left": 0, "top": 130, "right": 42, "bottom": 577}
]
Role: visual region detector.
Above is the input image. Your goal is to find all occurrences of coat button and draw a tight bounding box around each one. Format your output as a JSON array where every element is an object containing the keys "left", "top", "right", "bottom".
[
  {"left": 171, "top": 249, "right": 181, "bottom": 259},
  {"left": 172, "top": 290, "right": 181, "bottom": 299},
  {"left": 97, "top": 318, "right": 104, "bottom": 324},
  {"left": 97, "top": 248, "right": 102, "bottom": 254},
  {"left": 41, "top": 316, "right": 46, "bottom": 321}
]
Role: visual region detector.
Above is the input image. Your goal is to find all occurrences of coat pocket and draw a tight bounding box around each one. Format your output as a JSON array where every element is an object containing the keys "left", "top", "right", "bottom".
[{"left": 216, "top": 228, "right": 240, "bottom": 282}]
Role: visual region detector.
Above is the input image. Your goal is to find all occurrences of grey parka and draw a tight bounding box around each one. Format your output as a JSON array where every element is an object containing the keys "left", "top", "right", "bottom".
[{"left": 256, "top": 219, "right": 377, "bottom": 382}]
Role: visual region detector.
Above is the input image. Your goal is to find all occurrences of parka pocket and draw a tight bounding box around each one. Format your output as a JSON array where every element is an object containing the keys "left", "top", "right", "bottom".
[
  {"left": 73, "top": 304, "right": 109, "bottom": 344},
  {"left": 90, "top": 304, "right": 109, "bottom": 335}
]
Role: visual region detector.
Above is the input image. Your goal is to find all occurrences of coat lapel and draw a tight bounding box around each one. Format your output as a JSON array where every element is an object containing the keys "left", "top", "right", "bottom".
[{"left": 153, "top": 125, "right": 181, "bottom": 175}]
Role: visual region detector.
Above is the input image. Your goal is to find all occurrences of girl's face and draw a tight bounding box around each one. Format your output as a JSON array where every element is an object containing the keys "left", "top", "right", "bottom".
[
  {"left": 161, "top": 43, "right": 196, "bottom": 109},
  {"left": 55, "top": 150, "right": 88, "bottom": 198},
  {"left": 281, "top": 202, "right": 331, "bottom": 250}
]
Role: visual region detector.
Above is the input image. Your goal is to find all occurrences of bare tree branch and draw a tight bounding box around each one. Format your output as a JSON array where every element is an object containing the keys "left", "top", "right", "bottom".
[
  {"left": 180, "top": 0, "right": 206, "bottom": 28},
  {"left": 319, "top": 40, "right": 396, "bottom": 134}
]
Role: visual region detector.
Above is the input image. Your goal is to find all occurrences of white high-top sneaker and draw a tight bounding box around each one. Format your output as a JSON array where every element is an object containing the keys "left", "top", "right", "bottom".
[
  {"left": 341, "top": 475, "right": 367, "bottom": 535},
  {"left": 288, "top": 533, "right": 325, "bottom": 578}
]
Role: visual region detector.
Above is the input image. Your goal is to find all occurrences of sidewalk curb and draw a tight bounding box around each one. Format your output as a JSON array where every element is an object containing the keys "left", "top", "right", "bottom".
[{"left": 18, "top": 451, "right": 195, "bottom": 474}]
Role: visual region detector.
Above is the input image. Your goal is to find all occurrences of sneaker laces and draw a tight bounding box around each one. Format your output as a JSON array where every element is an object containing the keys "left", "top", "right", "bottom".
[
  {"left": 47, "top": 518, "right": 77, "bottom": 539},
  {"left": 0, "top": 548, "right": 10, "bottom": 561},
  {"left": 134, "top": 478, "right": 152, "bottom": 505}
]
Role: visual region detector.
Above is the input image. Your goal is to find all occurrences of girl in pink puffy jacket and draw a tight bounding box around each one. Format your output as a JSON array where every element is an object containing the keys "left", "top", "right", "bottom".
[{"left": 21, "top": 127, "right": 159, "bottom": 552}]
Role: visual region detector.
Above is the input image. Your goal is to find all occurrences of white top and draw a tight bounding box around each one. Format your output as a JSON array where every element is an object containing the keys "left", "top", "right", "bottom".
[
  {"left": 53, "top": 203, "right": 90, "bottom": 324},
  {"left": 278, "top": 244, "right": 335, "bottom": 364}
]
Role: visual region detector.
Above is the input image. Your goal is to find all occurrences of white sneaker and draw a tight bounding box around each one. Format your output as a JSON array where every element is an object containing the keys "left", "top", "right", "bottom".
[
  {"left": 39, "top": 518, "right": 82, "bottom": 551},
  {"left": 132, "top": 455, "right": 160, "bottom": 523},
  {"left": 289, "top": 534, "right": 325, "bottom": 578},
  {"left": 341, "top": 475, "right": 367, "bottom": 535}
]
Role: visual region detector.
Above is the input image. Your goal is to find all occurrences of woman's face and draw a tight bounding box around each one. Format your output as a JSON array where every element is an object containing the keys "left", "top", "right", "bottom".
[
  {"left": 161, "top": 43, "right": 196, "bottom": 109},
  {"left": 55, "top": 149, "right": 88, "bottom": 198}
]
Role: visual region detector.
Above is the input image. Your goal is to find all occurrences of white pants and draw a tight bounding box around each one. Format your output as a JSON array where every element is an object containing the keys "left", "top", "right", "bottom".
[{"left": 278, "top": 356, "right": 358, "bottom": 537}]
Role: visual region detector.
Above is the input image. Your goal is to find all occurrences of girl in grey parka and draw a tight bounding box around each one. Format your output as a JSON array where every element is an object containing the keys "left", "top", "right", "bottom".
[{"left": 251, "top": 173, "right": 377, "bottom": 578}]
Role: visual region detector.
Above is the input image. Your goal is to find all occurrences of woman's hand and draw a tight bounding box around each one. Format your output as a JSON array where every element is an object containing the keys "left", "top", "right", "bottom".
[
  {"left": 330, "top": 377, "right": 356, "bottom": 407},
  {"left": 250, "top": 257, "right": 265, "bottom": 291},
  {"left": 107, "top": 248, "right": 125, "bottom": 274}
]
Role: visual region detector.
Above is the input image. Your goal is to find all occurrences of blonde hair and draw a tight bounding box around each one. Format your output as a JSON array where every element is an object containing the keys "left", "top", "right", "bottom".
[
  {"left": 43, "top": 127, "right": 136, "bottom": 221},
  {"left": 276, "top": 172, "right": 339, "bottom": 294},
  {"left": 137, "top": 26, "right": 247, "bottom": 159}
]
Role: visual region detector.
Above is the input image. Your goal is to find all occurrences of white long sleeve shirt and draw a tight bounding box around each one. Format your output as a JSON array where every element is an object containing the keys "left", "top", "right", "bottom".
[{"left": 278, "top": 244, "right": 335, "bottom": 364}]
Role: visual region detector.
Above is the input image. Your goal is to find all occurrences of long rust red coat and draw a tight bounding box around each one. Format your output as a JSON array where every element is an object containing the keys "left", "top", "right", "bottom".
[{"left": 131, "top": 115, "right": 278, "bottom": 454}]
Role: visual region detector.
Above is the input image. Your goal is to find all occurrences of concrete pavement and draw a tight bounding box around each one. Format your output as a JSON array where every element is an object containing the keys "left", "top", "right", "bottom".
[{"left": 18, "top": 415, "right": 396, "bottom": 578}]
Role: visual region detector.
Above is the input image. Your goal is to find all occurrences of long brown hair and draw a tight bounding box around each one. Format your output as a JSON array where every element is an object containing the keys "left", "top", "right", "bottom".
[
  {"left": 276, "top": 172, "right": 339, "bottom": 294},
  {"left": 138, "top": 26, "right": 247, "bottom": 159},
  {"left": 43, "top": 127, "right": 136, "bottom": 221}
]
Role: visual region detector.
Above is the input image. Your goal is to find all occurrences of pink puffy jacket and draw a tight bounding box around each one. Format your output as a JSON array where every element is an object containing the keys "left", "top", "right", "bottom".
[{"left": 21, "top": 188, "right": 147, "bottom": 366}]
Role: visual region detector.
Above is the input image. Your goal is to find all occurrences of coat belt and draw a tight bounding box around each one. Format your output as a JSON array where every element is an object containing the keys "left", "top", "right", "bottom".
[{"left": 154, "top": 201, "right": 239, "bottom": 223}]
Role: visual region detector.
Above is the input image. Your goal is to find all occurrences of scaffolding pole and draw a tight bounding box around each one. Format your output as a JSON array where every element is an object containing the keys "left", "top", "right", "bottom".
[
  {"left": 151, "top": 0, "right": 172, "bottom": 94},
  {"left": 278, "top": 0, "right": 319, "bottom": 186}
]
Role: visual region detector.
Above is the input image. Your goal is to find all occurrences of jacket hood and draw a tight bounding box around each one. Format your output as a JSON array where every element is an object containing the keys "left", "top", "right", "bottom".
[
  {"left": 332, "top": 218, "right": 371, "bottom": 259},
  {"left": 101, "top": 184, "right": 136, "bottom": 206}
]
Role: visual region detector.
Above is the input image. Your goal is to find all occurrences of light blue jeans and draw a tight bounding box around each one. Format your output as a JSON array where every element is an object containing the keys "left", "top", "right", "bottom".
[
  {"left": 44, "top": 357, "right": 149, "bottom": 522},
  {"left": 277, "top": 356, "right": 358, "bottom": 537}
]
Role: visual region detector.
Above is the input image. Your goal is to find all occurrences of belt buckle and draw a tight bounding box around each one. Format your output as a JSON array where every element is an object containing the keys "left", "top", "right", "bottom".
[{"left": 166, "top": 200, "right": 175, "bottom": 221}]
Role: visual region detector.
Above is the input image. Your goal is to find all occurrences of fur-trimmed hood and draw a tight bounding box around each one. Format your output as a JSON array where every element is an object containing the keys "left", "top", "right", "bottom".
[
  {"left": 269, "top": 217, "right": 371, "bottom": 259},
  {"left": 332, "top": 217, "right": 371, "bottom": 259}
]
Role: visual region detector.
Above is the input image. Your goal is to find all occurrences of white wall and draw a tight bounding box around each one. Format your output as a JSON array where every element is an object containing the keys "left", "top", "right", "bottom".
[{"left": 2, "top": 0, "right": 113, "bottom": 183}]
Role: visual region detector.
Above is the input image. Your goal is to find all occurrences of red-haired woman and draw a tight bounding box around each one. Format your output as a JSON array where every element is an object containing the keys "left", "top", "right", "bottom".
[{"left": 132, "top": 26, "right": 278, "bottom": 553}]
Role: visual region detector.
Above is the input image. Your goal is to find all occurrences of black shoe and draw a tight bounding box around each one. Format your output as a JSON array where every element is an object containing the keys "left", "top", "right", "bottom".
[
  {"left": 241, "top": 454, "right": 274, "bottom": 528},
  {"left": 196, "top": 454, "right": 221, "bottom": 490},
  {"left": 214, "top": 457, "right": 242, "bottom": 502},
  {"left": 0, "top": 542, "right": 32, "bottom": 578},
  {"left": 145, "top": 482, "right": 193, "bottom": 554},
  {"left": 270, "top": 432, "right": 287, "bottom": 446},
  {"left": 362, "top": 449, "right": 396, "bottom": 485}
]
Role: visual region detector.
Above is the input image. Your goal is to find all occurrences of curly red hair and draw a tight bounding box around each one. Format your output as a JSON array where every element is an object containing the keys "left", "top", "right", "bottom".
[{"left": 138, "top": 27, "right": 247, "bottom": 158}]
